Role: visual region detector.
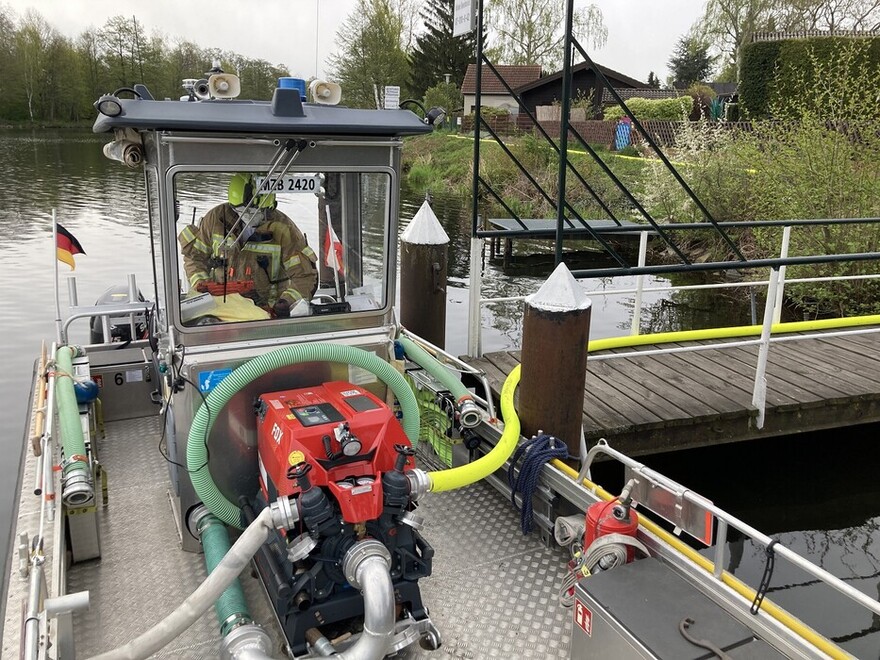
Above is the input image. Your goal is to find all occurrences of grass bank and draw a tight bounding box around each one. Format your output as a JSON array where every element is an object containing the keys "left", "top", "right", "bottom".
[{"left": 402, "top": 131, "right": 647, "bottom": 221}]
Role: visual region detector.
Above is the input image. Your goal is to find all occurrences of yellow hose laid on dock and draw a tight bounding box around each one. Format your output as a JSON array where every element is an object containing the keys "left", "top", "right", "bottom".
[
  {"left": 551, "top": 459, "right": 848, "bottom": 659},
  {"left": 427, "top": 365, "right": 521, "bottom": 493},
  {"left": 588, "top": 314, "right": 880, "bottom": 353}
]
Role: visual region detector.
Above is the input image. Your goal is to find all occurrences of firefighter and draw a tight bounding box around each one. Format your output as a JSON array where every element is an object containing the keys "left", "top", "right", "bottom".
[{"left": 179, "top": 173, "right": 318, "bottom": 317}]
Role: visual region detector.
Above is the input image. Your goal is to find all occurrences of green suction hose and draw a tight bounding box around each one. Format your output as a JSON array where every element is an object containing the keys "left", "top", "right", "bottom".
[
  {"left": 186, "top": 342, "right": 421, "bottom": 529},
  {"left": 397, "top": 336, "right": 470, "bottom": 403},
  {"left": 397, "top": 336, "right": 482, "bottom": 428},
  {"left": 197, "top": 512, "right": 251, "bottom": 636},
  {"left": 55, "top": 346, "right": 92, "bottom": 505}
]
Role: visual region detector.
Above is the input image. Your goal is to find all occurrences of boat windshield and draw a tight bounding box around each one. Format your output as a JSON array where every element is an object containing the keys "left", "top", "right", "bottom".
[{"left": 173, "top": 170, "right": 391, "bottom": 327}]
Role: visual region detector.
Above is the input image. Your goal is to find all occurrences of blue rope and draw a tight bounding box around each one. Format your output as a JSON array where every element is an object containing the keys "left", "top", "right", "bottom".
[{"left": 508, "top": 434, "right": 570, "bottom": 534}]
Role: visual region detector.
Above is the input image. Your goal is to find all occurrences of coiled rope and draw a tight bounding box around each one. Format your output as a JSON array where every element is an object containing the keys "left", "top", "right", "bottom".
[{"left": 508, "top": 434, "right": 570, "bottom": 534}]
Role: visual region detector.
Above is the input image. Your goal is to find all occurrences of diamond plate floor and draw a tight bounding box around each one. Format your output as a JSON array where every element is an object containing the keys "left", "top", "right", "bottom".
[{"left": 62, "top": 416, "right": 572, "bottom": 659}]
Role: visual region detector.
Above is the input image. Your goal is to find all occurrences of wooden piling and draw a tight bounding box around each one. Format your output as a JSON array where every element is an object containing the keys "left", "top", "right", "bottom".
[
  {"left": 400, "top": 200, "right": 449, "bottom": 349},
  {"left": 519, "top": 263, "right": 591, "bottom": 457}
]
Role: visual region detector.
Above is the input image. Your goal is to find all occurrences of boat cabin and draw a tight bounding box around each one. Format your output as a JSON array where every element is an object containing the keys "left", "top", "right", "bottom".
[{"left": 94, "top": 81, "right": 431, "bottom": 551}]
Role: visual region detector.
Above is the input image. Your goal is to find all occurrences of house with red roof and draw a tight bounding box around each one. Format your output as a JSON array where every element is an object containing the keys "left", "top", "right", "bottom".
[{"left": 460, "top": 64, "right": 542, "bottom": 115}]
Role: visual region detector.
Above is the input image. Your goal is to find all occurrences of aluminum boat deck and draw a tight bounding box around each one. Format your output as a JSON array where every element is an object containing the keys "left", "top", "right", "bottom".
[{"left": 4, "top": 414, "right": 571, "bottom": 659}]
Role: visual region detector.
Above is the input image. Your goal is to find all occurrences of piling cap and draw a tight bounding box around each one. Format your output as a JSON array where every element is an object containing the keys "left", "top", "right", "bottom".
[
  {"left": 527, "top": 262, "right": 592, "bottom": 312},
  {"left": 401, "top": 200, "right": 449, "bottom": 245}
]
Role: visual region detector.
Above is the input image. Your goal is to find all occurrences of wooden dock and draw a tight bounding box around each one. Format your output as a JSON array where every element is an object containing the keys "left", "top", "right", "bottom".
[{"left": 463, "top": 328, "right": 880, "bottom": 456}]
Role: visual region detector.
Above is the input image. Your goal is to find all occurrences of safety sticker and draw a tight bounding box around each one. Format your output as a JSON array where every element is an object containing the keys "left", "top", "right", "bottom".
[
  {"left": 198, "top": 368, "right": 232, "bottom": 393},
  {"left": 574, "top": 599, "right": 592, "bottom": 637},
  {"left": 288, "top": 450, "right": 305, "bottom": 466}
]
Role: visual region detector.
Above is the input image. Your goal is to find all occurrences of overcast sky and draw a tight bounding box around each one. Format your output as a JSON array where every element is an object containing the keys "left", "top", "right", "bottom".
[{"left": 3, "top": 0, "right": 703, "bottom": 83}]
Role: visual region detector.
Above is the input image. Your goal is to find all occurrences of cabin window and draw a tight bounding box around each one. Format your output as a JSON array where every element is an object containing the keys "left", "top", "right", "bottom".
[{"left": 172, "top": 170, "right": 391, "bottom": 327}]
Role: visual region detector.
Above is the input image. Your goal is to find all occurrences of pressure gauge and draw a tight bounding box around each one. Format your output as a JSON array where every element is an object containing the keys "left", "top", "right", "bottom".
[{"left": 341, "top": 437, "right": 362, "bottom": 456}]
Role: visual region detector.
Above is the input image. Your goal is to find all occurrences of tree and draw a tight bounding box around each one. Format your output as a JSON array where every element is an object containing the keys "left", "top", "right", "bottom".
[
  {"left": 782, "top": 0, "right": 880, "bottom": 32},
  {"left": 485, "top": 0, "right": 607, "bottom": 70},
  {"left": 408, "top": 0, "right": 477, "bottom": 98},
  {"left": 668, "top": 35, "right": 715, "bottom": 88},
  {"left": 16, "top": 11, "right": 56, "bottom": 120},
  {"left": 423, "top": 80, "right": 463, "bottom": 117},
  {"left": 646, "top": 71, "right": 661, "bottom": 88},
  {"left": 698, "top": 0, "right": 776, "bottom": 81},
  {"left": 329, "top": 0, "right": 411, "bottom": 108}
]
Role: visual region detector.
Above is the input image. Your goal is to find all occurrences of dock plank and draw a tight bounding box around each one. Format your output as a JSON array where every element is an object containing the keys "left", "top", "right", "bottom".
[
  {"left": 770, "top": 341, "right": 880, "bottom": 397},
  {"left": 609, "top": 352, "right": 739, "bottom": 418},
  {"left": 664, "top": 342, "right": 801, "bottom": 409}
]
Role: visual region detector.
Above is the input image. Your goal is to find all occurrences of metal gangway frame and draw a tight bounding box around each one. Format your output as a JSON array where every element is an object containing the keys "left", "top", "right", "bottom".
[{"left": 466, "top": 0, "right": 880, "bottom": 272}]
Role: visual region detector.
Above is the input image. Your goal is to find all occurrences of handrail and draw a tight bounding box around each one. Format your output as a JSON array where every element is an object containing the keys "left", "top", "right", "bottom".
[{"left": 560, "top": 441, "right": 880, "bottom": 656}]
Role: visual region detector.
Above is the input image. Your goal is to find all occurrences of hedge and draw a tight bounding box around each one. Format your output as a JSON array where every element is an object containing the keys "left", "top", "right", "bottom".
[
  {"left": 740, "top": 37, "right": 880, "bottom": 118},
  {"left": 603, "top": 97, "right": 693, "bottom": 121}
]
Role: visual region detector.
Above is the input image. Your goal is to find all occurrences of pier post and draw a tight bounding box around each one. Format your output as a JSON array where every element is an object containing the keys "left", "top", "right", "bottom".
[
  {"left": 400, "top": 199, "right": 450, "bottom": 349},
  {"left": 520, "top": 263, "right": 592, "bottom": 457}
]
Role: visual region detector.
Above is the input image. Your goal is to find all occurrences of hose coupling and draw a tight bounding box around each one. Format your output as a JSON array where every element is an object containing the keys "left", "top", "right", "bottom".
[
  {"left": 219, "top": 622, "right": 273, "bottom": 660},
  {"left": 187, "top": 503, "right": 218, "bottom": 539},
  {"left": 456, "top": 396, "right": 482, "bottom": 429},
  {"left": 406, "top": 469, "right": 431, "bottom": 501},
  {"left": 61, "top": 467, "right": 94, "bottom": 507},
  {"left": 343, "top": 540, "right": 392, "bottom": 588},
  {"left": 270, "top": 494, "right": 301, "bottom": 530}
]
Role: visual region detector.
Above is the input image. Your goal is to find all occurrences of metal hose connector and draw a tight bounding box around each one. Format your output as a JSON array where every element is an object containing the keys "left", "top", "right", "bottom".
[
  {"left": 405, "top": 469, "right": 430, "bottom": 502},
  {"left": 220, "top": 623, "right": 275, "bottom": 660},
  {"left": 456, "top": 396, "right": 482, "bottom": 428},
  {"left": 337, "top": 540, "right": 396, "bottom": 660}
]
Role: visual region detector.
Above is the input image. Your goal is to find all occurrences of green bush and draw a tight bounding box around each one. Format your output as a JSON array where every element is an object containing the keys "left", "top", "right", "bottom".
[
  {"left": 603, "top": 97, "right": 692, "bottom": 121},
  {"left": 423, "top": 82, "right": 462, "bottom": 118}
]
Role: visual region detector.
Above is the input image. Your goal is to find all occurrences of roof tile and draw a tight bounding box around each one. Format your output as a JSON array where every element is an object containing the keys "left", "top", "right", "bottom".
[{"left": 461, "top": 64, "right": 543, "bottom": 95}]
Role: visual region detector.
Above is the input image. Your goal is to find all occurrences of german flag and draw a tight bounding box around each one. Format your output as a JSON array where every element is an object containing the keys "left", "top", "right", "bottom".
[{"left": 57, "top": 223, "right": 85, "bottom": 270}]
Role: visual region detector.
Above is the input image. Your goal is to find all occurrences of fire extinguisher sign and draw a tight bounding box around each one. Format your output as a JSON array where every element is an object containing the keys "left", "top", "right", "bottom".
[{"left": 574, "top": 598, "right": 592, "bottom": 637}]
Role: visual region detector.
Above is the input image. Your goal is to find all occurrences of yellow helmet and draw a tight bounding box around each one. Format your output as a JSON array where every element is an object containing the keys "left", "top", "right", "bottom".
[{"left": 228, "top": 173, "right": 276, "bottom": 209}]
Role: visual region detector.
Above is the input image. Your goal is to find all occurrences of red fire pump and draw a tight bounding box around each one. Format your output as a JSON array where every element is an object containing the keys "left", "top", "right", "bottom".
[
  {"left": 257, "top": 381, "right": 413, "bottom": 523},
  {"left": 252, "top": 380, "right": 434, "bottom": 657}
]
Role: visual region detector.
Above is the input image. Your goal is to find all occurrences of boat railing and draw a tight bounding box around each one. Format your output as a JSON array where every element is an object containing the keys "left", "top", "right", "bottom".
[
  {"left": 548, "top": 440, "right": 878, "bottom": 658},
  {"left": 58, "top": 273, "right": 151, "bottom": 348},
  {"left": 467, "top": 227, "right": 880, "bottom": 429},
  {"left": 576, "top": 440, "right": 880, "bottom": 620}
]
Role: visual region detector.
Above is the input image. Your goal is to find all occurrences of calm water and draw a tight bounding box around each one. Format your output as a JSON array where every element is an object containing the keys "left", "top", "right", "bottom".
[{"left": 1, "top": 130, "right": 878, "bottom": 654}]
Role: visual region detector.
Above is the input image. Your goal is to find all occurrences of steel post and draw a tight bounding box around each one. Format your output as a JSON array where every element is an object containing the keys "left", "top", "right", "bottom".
[
  {"left": 630, "top": 230, "right": 649, "bottom": 335},
  {"left": 467, "top": 236, "right": 483, "bottom": 358},
  {"left": 773, "top": 226, "right": 791, "bottom": 324},
  {"left": 554, "top": 0, "right": 575, "bottom": 266},
  {"left": 752, "top": 268, "right": 780, "bottom": 429}
]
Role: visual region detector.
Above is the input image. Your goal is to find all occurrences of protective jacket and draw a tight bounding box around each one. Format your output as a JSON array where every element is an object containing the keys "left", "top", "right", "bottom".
[{"left": 179, "top": 203, "right": 317, "bottom": 307}]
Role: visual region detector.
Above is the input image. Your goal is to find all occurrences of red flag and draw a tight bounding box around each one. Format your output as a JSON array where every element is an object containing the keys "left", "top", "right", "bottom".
[
  {"left": 57, "top": 223, "right": 85, "bottom": 270},
  {"left": 324, "top": 223, "right": 344, "bottom": 275}
]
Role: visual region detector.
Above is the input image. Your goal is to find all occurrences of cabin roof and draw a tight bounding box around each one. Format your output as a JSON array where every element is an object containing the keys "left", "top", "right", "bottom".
[{"left": 93, "top": 91, "right": 432, "bottom": 137}]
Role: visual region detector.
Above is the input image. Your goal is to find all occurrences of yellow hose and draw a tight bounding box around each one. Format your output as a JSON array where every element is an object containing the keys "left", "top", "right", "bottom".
[
  {"left": 589, "top": 314, "right": 880, "bottom": 353},
  {"left": 427, "top": 365, "right": 521, "bottom": 492},
  {"left": 551, "top": 459, "right": 848, "bottom": 659}
]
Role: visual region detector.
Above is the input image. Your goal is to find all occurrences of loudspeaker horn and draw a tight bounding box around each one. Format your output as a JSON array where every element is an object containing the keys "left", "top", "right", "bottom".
[
  {"left": 309, "top": 79, "right": 341, "bottom": 105},
  {"left": 193, "top": 79, "right": 210, "bottom": 100},
  {"left": 208, "top": 73, "right": 241, "bottom": 99}
]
